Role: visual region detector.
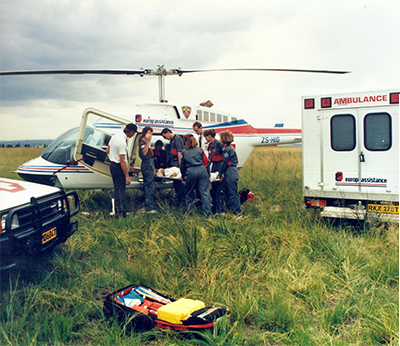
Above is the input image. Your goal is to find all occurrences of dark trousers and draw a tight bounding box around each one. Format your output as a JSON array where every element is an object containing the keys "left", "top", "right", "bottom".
[
  {"left": 141, "top": 162, "right": 155, "bottom": 211},
  {"left": 110, "top": 162, "right": 127, "bottom": 216},
  {"left": 185, "top": 166, "right": 211, "bottom": 217},
  {"left": 218, "top": 167, "right": 241, "bottom": 215},
  {"left": 211, "top": 181, "right": 221, "bottom": 213},
  {"left": 171, "top": 164, "right": 185, "bottom": 202},
  {"left": 173, "top": 180, "right": 186, "bottom": 203}
]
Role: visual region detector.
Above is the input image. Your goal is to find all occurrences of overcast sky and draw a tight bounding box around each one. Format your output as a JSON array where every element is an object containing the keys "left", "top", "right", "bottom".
[{"left": 0, "top": 0, "right": 399, "bottom": 140}]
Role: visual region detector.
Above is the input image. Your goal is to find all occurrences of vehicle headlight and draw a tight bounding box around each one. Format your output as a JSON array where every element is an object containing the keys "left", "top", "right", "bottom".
[
  {"left": 1, "top": 214, "right": 5, "bottom": 233},
  {"left": 0, "top": 214, "right": 20, "bottom": 232}
]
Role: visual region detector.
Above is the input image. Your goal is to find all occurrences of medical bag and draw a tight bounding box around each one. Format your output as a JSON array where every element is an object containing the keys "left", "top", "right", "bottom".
[
  {"left": 239, "top": 188, "right": 254, "bottom": 203},
  {"left": 103, "top": 284, "right": 229, "bottom": 332}
]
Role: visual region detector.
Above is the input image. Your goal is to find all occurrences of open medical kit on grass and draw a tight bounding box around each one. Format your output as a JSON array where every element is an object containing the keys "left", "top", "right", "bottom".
[{"left": 103, "top": 284, "right": 229, "bottom": 332}]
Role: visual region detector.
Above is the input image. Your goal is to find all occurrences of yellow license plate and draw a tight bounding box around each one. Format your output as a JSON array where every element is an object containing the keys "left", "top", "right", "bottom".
[
  {"left": 367, "top": 204, "right": 399, "bottom": 214},
  {"left": 42, "top": 227, "right": 57, "bottom": 244}
]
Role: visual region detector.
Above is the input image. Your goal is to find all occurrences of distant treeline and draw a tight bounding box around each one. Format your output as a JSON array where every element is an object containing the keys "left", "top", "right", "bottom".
[{"left": 0, "top": 139, "right": 53, "bottom": 148}]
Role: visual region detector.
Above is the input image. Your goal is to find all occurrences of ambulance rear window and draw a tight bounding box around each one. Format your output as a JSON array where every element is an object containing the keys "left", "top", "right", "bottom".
[
  {"left": 331, "top": 114, "right": 356, "bottom": 151},
  {"left": 364, "top": 113, "right": 392, "bottom": 151}
]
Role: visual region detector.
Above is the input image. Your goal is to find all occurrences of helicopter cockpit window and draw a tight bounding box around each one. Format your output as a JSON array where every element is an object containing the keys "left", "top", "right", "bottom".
[
  {"left": 41, "top": 127, "right": 99, "bottom": 165},
  {"left": 41, "top": 127, "right": 80, "bottom": 165}
]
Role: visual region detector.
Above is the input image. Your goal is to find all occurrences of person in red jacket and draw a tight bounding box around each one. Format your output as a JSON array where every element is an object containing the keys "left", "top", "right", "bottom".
[
  {"left": 218, "top": 130, "right": 241, "bottom": 216},
  {"left": 204, "top": 129, "right": 224, "bottom": 214}
]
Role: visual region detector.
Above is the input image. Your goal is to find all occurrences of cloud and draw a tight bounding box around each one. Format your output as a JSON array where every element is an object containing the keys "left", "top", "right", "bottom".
[{"left": 0, "top": 0, "right": 399, "bottom": 140}]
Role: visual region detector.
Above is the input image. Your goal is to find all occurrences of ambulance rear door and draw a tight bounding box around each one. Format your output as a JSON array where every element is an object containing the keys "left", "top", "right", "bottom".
[
  {"left": 319, "top": 109, "right": 360, "bottom": 195},
  {"left": 320, "top": 105, "right": 398, "bottom": 200},
  {"left": 358, "top": 106, "right": 398, "bottom": 198}
]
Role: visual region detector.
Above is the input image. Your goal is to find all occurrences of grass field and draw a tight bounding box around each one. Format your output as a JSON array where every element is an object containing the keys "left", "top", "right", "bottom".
[{"left": 0, "top": 147, "right": 398, "bottom": 345}]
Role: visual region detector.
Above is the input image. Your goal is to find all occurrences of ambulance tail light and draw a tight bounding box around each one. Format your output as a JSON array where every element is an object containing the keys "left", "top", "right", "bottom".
[
  {"left": 304, "top": 98, "right": 315, "bottom": 109},
  {"left": 321, "top": 97, "right": 332, "bottom": 108},
  {"left": 389, "top": 92, "right": 399, "bottom": 104},
  {"left": 309, "top": 199, "right": 327, "bottom": 207}
]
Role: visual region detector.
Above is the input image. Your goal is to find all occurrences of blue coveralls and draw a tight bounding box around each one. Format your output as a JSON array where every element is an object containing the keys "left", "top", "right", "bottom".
[
  {"left": 154, "top": 149, "right": 167, "bottom": 169},
  {"left": 181, "top": 147, "right": 211, "bottom": 217},
  {"left": 218, "top": 144, "right": 241, "bottom": 215},
  {"left": 168, "top": 135, "right": 185, "bottom": 201},
  {"left": 207, "top": 139, "right": 224, "bottom": 213},
  {"left": 139, "top": 138, "right": 155, "bottom": 212}
]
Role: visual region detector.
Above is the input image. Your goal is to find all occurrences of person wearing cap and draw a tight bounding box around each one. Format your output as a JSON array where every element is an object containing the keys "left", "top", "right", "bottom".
[{"left": 106, "top": 123, "right": 137, "bottom": 217}]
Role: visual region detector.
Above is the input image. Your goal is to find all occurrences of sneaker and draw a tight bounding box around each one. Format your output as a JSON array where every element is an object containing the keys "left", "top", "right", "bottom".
[
  {"left": 147, "top": 210, "right": 158, "bottom": 214},
  {"left": 234, "top": 214, "right": 242, "bottom": 221}
]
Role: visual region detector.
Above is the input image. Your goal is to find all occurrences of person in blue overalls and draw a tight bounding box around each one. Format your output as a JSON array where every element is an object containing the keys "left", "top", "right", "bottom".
[
  {"left": 153, "top": 140, "right": 167, "bottom": 170},
  {"left": 139, "top": 126, "right": 157, "bottom": 214},
  {"left": 204, "top": 129, "right": 224, "bottom": 214},
  {"left": 180, "top": 134, "right": 211, "bottom": 217},
  {"left": 161, "top": 128, "right": 185, "bottom": 203},
  {"left": 218, "top": 130, "right": 241, "bottom": 216}
]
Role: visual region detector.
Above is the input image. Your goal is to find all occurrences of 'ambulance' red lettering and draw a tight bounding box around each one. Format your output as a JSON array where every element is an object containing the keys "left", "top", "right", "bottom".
[{"left": 333, "top": 95, "right": 387, "bottom": 105}]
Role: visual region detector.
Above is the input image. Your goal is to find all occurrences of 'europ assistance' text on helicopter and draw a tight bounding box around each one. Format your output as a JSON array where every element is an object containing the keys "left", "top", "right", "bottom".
[{"left": 1, "top": 66, "right": 349, "bottom": 191}]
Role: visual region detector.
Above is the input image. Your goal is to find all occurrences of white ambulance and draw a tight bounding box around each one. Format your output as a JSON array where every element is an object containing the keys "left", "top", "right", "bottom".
[
  {"left": 0, "top": 178, "right": 79, "bottom": 270},
  {"left": 302, "top": 90, "right": 399, "bottom": 222}
]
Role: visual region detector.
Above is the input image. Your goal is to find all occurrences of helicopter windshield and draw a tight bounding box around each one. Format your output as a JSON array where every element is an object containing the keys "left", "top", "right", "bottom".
[{"left": 41, "top": 127, "right": 104, "bottom": 165}]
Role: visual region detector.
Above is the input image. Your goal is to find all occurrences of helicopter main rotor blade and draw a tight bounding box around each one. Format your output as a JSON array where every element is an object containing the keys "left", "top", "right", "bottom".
[
  {"left": 173, "top": 68, "right": 350, "bottom": 75},
  {"left": 0, "top": 69, "right": 148, "bottom": 76},
  {"left": 0, "top": 67, "right": 350, "bottom": 77}
]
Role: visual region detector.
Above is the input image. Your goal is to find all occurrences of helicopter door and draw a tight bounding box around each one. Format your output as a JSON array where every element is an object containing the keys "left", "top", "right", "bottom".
[{"left": 74, "top": 108, "right": 137, "bottom": 177}]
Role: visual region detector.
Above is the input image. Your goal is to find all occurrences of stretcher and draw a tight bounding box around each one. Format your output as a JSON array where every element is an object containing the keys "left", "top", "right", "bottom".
[{"left": 103, "top": 284, "right": 229, "bottom": 332}]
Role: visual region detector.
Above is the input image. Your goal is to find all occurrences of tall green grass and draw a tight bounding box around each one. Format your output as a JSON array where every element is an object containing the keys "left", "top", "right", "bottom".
[{"left": 0, "top": 147, "right": 398, "bottom": 345}]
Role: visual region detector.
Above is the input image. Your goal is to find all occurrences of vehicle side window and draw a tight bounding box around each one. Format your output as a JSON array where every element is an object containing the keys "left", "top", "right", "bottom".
[
  {"left": 331, "top": 114, "right": 356, "bottom": 151},
  {"left": 364, "top": 112, "right": 392, "bottom": 151}
]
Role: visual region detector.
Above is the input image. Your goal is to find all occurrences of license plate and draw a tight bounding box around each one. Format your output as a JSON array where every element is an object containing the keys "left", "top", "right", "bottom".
[
  {"left": 367, "top": 204, "right": 399, "bottom": 214},
  {"left": 42, "top": 227, "right": 57, "bottom": 244}
]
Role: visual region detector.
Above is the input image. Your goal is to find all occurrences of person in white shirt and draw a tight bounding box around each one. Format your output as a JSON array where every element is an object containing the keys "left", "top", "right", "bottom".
[
  {"left": 192, "top": 121, "right": 209, "bottom": 159},
  {"left": 106, "top": 123, "right": 137, "bottom": 217}
]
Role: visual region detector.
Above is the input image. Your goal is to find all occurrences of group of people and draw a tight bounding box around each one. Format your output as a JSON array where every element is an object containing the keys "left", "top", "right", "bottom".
[{"left": 107, "top": 122, "right": 241, "bottom": 218}]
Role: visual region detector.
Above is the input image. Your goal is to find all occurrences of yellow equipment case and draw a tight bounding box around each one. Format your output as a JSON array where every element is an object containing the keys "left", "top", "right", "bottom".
[{"left": 103, "top": 284, "right": 229, "bottom": 332}]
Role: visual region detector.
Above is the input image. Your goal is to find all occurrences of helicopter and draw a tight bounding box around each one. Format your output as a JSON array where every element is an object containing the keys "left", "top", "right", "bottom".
[{"left": 1, "top": 65, "right": 349, "bottom": 191}]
